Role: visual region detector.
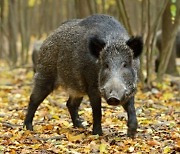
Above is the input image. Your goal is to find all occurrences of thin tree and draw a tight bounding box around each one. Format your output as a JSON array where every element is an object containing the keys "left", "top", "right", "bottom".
[
  {"left": 8, "top": 0, "right": 18, "bottom": 67},
  {"left": 157, "top": 0, "right": 180, "bottom": 80}
]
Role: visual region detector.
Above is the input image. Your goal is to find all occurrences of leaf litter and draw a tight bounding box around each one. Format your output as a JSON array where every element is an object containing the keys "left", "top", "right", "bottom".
[{"left": 0, "top": 61, "right": 179, "bottom": 153}]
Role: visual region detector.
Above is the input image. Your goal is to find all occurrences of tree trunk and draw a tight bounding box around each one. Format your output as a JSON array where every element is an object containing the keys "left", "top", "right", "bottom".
[
  {"left": 0, "top": 0, "right": 5, "bottom": 59},
  {"left": 18, "top": 0, "right": 30, "bottom": 65},
  {"left": 157, "top": 0, "right": 180, "bottom": 80},
  {"left": 8, "top": 0, "right": 18, "bottom": 67},
  {"left": 75, "top": 0, "right": 89, "bottom": 18},
  {"left": 87, "top": 0, "right": 94, "bottom": 14},
  {"left": 166, "top": 45, "right": 179, "bottom": 75}
]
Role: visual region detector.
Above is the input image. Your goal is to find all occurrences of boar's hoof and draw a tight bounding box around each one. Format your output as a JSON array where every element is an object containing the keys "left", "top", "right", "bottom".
[
  {"left": 24, "top": 122, "right": 33, "bottom": 131},
  {"left": 127, "top": 128, "right": 137, "bottom": 138},
  {"left": 73, "top": 118, "right": 84, "bottom": 128},
  {"left": 92, "top": 127, "right": 103, "bottom": 136}
]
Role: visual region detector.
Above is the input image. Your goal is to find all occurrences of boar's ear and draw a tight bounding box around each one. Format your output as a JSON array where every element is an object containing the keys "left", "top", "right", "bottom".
[
  {"left": 126, "top": 36, "right": 143, "bottom": 58},
  {"left": 89, "top": 36, "right": 106, "bottom": 58}
]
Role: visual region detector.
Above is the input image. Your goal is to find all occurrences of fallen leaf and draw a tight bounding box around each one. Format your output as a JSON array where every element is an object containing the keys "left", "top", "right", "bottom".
[
  {"left": 163, "top": 146, "right": 171, "bottom": 153},
  {"left": 171, "top": 132, "right": 179, "bottom": 139},
  {"left": 147, "top": 140, "right": 161, "bottom": 146},
  {"left": 128, "top": 146, "right": 134, "bottom": 152},
  {"left": 99, "top": 143, "right": 107, "bottom": 153},
  {"left": 45, "top": 124, "right": 53, "bottom": 130},
  {"left": 66, "top": 133, "right": 85, "bottom": 142}
]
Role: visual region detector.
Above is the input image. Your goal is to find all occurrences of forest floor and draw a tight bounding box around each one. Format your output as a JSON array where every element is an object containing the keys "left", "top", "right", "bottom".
[{"left": 0, "top": 61, "right": 179, "bottom": 154}]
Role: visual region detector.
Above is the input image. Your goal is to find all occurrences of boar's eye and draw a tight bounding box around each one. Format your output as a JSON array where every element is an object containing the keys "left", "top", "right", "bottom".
[
  {"left": 105, "top": 63, "right": 109, "bottom": 69},
  {"left": 122, "top": 62, "right": 128, "bottom": 68}
]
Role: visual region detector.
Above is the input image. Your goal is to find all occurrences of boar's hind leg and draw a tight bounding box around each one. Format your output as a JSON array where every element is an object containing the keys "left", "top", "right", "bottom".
[
  {"left": 66, "top": 97, "right": 83, "bottom": 128},
  {"left": 123, "top": 97, "right": 138, "bottom": 138},
  {"left": 24, "top": 78, "right": 55, "bottom": 130},
  {"left": 88, "top": 90, "right": 102, "bottom": 135}
]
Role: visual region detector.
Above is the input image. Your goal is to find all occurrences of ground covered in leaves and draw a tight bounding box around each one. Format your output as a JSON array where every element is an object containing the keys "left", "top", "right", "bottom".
[{"left": 0, "top": 61, "right": 179, "bottom": 154}]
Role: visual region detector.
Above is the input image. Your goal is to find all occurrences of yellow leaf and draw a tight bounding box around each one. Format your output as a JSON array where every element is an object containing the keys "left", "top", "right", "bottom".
[
  {"left": 163, "top": 92, "right": 173, "bottom": 100},
  {"left": 99, "top": 143, "right": 107, "bottom": 153},
  {"left": 66, "top": 133, "right": 85, "bottom": 142},
  {"left": 23, "top": 130, "right": 31, "bottom": 136},
  {"left": 83, "top": 146, "right": 90, "bottom": 153},
  {"left": 28, "top": 0, "right": 41, "bottom": 7},
  {"left": 30, "top": 144, "right": 41, "bottom": 149},
  {"left": 79, "top": 110, "right": 85, "bottom": 115},
  {"left": 163, "top": 146, "right": 171, "bottom": 153},
  {"left": 26, "top": 71, "right": 33, "bottom": 79},
  {"left": 138, "top": 117, "right": 153, "bottom": 125},
  {"left": 52, "top": 115, "right": 60, "bottom": 120},
  {"left": 34, "top": 125, "right": 43, "bottom": 133},
  {"left": 60, "top": 120, "right": 71, "bottom": 127}
]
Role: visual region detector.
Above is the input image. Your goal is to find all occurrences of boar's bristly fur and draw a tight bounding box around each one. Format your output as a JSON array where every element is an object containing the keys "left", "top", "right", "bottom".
[{"left": 24, "top": 14, "right": 143, "bottom": 137}]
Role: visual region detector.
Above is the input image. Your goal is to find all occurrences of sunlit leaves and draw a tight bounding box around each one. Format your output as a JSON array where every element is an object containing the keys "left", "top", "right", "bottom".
[
  {"left": 66, "top": 133, "right": 85, "bottom": 142},
  {"left": 28, "top": 0, "right": 41, "bottom": 7},
  {"left": 170, "top": 0, "right": 177, "bottom": 23},
  {"left": 0, "top": 60, "right": 179, "bottom": 153}
]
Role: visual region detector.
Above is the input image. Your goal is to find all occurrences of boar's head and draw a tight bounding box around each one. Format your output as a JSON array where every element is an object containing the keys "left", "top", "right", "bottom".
[{"left": 89, "top": 36, "right": 143, "bottom": 105}]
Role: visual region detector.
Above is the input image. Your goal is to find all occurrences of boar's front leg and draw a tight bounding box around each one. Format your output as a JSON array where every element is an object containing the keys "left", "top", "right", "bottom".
[
  {"left": 88, "top": 89, "right": 102, "bottom": 135},
  {"left": 123, "top": 97, "right": 138, "bottom": 138},
  {"left": 66, "top": 96, "right": 83, "bottom": 128}
]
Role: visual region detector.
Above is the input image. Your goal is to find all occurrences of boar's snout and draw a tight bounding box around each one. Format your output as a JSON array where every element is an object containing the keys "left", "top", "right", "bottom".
[
  {"left": 107, "top": 97, "right": 120, "bottom": 106},
  {"left": 100, "top": 76, "right": 137, "bottom": 106},
  {"left": 101, "top": 86, "right": 126, "bottom": 106}
]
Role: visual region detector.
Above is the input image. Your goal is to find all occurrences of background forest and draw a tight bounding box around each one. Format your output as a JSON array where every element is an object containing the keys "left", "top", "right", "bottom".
[
  {"left": 1, "top": 0, "right": 180, "bottom": 86},
  {"left": 0, "top": 0, "right": 180, "bottom": 153}
]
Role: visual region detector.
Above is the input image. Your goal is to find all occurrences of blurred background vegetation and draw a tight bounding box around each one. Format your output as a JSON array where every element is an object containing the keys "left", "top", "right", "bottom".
[{"left": 0, "top": 0, "right": 180, "bottom": 88}]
